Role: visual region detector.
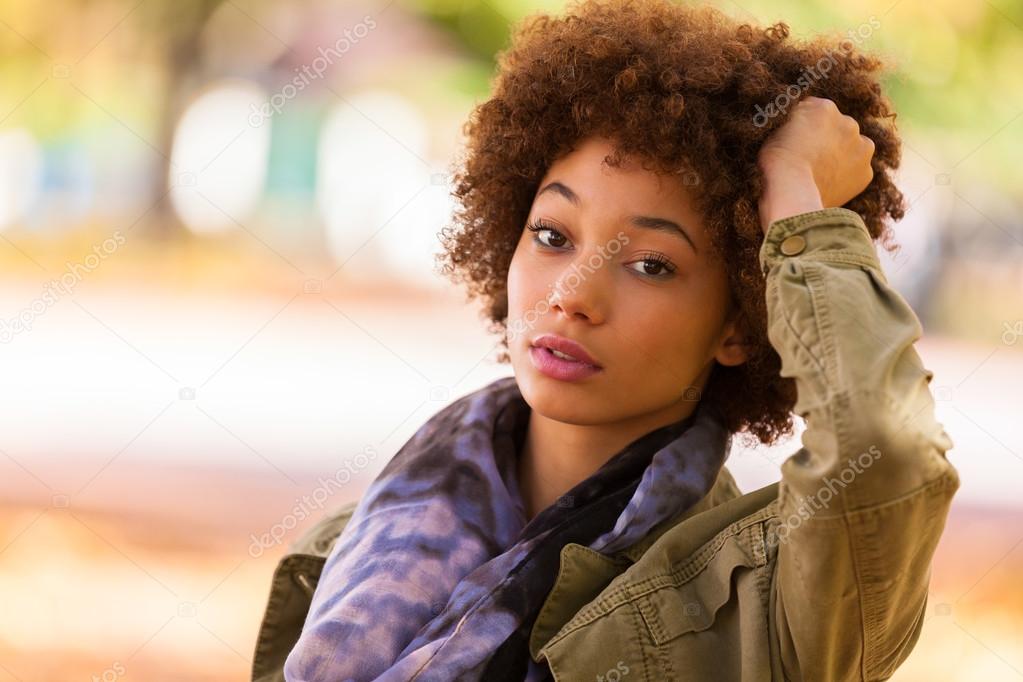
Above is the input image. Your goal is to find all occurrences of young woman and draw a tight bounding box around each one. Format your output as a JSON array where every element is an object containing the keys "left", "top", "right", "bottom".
[{"left": 252, "top": 1, "right": 959, "bottom": 680}]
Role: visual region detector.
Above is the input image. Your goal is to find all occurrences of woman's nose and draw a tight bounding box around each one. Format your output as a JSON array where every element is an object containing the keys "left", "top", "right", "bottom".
[{"left": 547, "top": 256, "right": 608, "bottom": 324}]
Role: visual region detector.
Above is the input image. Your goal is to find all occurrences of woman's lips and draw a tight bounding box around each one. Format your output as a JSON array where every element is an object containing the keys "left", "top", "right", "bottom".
[
  {"left": 530, "top": 333, "right": 602, "bottom": 367},
  {"left": 528, "top": 345, "right": 603, "bottom": 381}
]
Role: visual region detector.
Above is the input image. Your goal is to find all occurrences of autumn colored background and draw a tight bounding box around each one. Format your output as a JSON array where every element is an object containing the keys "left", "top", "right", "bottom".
[{"left": 0, "top": 0, "right": 1021, "bottom": 680}]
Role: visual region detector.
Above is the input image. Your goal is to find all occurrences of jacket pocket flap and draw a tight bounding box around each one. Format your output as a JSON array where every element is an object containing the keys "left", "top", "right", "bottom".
[
  {"left": 252, "top": 553, "right": 326, "bottom": 681},
  {"left": 636, "top": 532, "right": 757, "bottom": 645}
]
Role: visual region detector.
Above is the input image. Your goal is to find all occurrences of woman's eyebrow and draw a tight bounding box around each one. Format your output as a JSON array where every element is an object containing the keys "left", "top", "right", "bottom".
[
  {"left": 537, "top": 180, "right": 698, "bottom": 254},
  {"left": 628, "top": 215, "right": 698, "bottom": 254}
]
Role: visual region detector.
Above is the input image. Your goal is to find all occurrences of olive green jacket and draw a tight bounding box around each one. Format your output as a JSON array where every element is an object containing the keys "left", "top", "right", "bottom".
[{"left": 252, "top": 207, "right": 959, "bottom": 681}]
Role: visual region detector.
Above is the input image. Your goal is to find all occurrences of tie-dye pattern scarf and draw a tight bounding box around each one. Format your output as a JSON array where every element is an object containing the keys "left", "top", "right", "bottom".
[{"left": 284, "top": 375, "right": 731, "bottom": 681}]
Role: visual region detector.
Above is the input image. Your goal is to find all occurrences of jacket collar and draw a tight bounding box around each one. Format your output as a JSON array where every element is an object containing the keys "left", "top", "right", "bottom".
[{"left": 528, "top": 470, "right": 779, "bottom": 660}]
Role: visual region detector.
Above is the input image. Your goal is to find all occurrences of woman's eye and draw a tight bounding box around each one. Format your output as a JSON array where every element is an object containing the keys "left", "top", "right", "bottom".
[
  {"left": 526, "top": 220, "right": 568, "bottom": 248},
  {"left": 627, "top": 256, "right": 677, "bottom": 279}
]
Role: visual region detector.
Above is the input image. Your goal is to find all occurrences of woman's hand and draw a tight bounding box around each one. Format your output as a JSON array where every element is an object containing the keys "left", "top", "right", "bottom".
[{"left": 756, "top": 96, "right": 876, "bottom": 233}]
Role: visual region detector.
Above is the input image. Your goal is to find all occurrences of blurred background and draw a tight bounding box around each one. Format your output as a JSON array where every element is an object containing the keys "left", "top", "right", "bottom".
[{"left": 0, "top": 0, "right": 1020, "bottom": 679}]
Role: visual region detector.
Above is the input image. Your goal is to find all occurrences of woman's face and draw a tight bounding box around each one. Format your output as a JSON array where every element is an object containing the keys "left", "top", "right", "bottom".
[{"left": 506, "top": 135, "right": 749, "bottom": 427}]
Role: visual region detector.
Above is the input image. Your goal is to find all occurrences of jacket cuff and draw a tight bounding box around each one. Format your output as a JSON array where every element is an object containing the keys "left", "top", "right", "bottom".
[{"left": 758, "top": 207, "right": 882, "bottom": 277}]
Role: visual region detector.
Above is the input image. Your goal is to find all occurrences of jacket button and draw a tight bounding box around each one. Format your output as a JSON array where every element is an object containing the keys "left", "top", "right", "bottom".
[
  {"left": 294, "top": 571, "right": 316, "bottom": 597},
  {"left": 779, "top": 234, "right": 806, "bottom": 256}
]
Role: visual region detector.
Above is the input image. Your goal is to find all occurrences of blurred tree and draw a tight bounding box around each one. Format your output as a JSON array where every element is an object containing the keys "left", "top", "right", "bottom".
[{"left": 140, "top": 0, "right": 226, "bottom": 234}]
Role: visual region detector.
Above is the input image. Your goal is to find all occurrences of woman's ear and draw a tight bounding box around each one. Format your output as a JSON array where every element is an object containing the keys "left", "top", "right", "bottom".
[{"left": 714, "top": 315, "right": 752, "bottom": 368}]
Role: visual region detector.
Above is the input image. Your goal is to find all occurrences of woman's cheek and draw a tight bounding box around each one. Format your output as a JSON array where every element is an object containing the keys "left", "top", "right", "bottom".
[
  {"left": 506, "top": 258, "right": 525, "bottom": 316},
  {"left": 505, "top": 262, "right": 538, "bottom": 337}
]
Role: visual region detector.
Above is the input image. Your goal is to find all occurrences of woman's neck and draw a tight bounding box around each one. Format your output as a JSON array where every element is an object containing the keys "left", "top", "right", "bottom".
[{"left": 515, "top": 401, "right": 698, "bottom": 521}]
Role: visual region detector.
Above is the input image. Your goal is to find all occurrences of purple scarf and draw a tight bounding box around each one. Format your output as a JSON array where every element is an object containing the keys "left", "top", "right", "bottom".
[{"left": 284, "top": 375, "right": 731, "bottom": 681}]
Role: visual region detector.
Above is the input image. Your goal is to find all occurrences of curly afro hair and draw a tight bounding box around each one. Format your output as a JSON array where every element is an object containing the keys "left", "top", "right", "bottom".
[{"left": 436, "top": 0, "right": 905, "bottom": 446}]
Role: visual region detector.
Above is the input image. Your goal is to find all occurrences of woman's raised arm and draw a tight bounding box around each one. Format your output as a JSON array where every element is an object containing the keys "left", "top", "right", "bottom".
[{"left": 757, "top": 96, "right": 960, "bottom": 681}]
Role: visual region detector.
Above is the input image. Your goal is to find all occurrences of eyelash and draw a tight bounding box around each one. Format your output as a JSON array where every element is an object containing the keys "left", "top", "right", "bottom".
[{"left": 525, "top": 218, "right": 679, "bottom": 279}]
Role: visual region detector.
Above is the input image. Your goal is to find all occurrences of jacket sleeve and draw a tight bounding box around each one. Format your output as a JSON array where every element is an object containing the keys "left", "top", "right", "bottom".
[{"left": 758, "top": 207, "right": 960, "bottom": 681}]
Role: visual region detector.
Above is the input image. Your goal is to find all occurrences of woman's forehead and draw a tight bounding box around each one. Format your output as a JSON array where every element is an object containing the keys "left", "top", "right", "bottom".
[
  {"left": 534, "top": 138, "right": 708, "bottom": 243},
  {"left": 540, "top": 136, "right": 697, "bottom": 203}
]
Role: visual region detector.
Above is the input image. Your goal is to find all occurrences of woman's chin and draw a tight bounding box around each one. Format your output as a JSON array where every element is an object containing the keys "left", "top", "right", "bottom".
[{"left": 514, "top": 374, "right": 612, "bottom": 425}]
